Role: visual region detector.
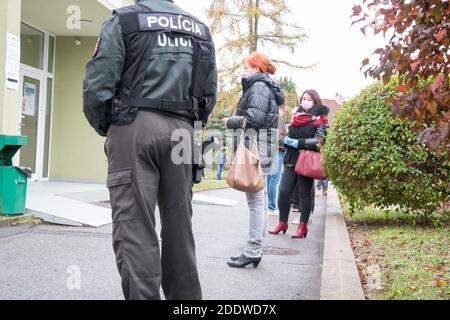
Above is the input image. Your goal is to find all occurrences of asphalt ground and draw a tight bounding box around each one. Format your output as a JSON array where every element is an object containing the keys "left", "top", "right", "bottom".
[{"left": 0, "top": 188, "right": 326, "bottom": 300}]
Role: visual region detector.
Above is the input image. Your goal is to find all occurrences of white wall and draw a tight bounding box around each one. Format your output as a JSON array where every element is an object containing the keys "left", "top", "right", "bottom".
[{"left": 97, "top": 0, "right": 134, "bottom": 10}]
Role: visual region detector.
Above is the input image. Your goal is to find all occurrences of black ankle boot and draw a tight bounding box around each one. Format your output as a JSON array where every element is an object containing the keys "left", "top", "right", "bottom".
[
  {"left": 227, "top": 255, "right": 261, "bottom": 269},
  {"left": 230, "top": 254, "right": 245, "bottom": 261}
]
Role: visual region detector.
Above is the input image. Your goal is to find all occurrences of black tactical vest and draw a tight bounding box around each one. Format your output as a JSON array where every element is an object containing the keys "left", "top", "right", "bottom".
[{"left": 109, "top": 3, "right": 214, "bottom": 125}]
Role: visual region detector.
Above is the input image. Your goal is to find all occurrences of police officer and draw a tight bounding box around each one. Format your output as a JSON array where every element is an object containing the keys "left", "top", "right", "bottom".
[{"left": 83, "top": 0, "right": 217, "bottom": 300}]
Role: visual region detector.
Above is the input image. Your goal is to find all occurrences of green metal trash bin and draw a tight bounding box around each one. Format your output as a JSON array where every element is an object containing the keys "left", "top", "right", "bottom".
[{"left": 0, "top": 135, "right": 29, "bottom": 215}]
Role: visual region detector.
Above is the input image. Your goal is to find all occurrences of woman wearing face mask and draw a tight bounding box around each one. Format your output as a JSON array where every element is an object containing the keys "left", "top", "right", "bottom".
[
  {"left": 269, "top": 90, "right": 329, "bottom": 238},
  {"left": 222, "top": 52, "right": 284, "bottom": 268}
]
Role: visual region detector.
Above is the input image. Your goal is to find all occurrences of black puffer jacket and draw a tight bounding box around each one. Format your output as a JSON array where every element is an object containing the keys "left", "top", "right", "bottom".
[
  {"left": 227, "top": 73, "right": 284, "bottom": 169},
  {"left": 227, "top": 73, "right": 284, "bottom": 129},
  {"left": 284, "top": 105, "right": 330, "bottom": 167}
]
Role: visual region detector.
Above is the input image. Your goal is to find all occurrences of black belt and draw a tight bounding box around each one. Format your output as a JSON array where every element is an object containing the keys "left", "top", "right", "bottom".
[{"left": 121, "top": 96, "right": 193, "bottom": 112}]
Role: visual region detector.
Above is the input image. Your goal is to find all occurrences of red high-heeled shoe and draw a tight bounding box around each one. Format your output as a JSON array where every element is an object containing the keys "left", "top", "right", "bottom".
[
  {"left": 292, "top": 222, "right": 308, "bottom": 238},
  {"left": 268, "top": 222, "right": 289, "bottom": 235}
]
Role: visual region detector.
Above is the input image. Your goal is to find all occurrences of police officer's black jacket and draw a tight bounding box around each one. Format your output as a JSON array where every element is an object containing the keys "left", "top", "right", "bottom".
[
  {"left": 227, "top": 72, "right": 284, "bottom": 169},
  {"left": 284, "top": 105, "right": 330, "bottom": 167},
  {"left": 83, "top": 0, "right": 218, "bottom": 136}
]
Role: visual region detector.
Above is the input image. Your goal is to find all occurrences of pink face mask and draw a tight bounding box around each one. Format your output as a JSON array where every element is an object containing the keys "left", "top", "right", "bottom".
[{"left": 302, "top": 100, "right": 314, "bottom": 110}]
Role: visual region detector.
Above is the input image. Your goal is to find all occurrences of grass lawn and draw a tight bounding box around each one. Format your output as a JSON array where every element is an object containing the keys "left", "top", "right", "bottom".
[
  {"left": 203, "top": 168, "right": 229, "bottom": 180},
  {"left": 190, "top": 168, "right": 230, "bottom": 192},
  {"left": 192, "top": 179, "right": 229, "bottom": 192},
  {"left": 346, "top": 208, "right": 449, "bottom": 300}
]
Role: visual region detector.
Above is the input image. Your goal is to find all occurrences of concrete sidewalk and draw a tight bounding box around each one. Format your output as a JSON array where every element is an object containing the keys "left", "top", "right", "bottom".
[
  {"left": 24, "top": 181, "right": 240, "bottom": 227},
  {"left": 0, "top": 188, "right": 328, "bottom": 300}
]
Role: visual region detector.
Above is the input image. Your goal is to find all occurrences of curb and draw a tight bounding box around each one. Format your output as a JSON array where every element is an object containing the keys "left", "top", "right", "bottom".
[
  {"left": 0, "top": 214, "right": 35, "bottom": 228},
  {"left": 192, "top": 186, "right": 231, "bottom": 194},
  {"left": 320, "top": 185, "right": 365, "bottom": 300}
]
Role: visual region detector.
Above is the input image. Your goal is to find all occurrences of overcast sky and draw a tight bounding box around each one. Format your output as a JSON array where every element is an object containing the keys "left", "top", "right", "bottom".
[{"left": 186, "top": 0, "right": 386, "bottom": 100}]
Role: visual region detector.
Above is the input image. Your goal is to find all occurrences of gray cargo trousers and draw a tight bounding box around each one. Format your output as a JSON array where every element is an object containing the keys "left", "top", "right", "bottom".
[{"left": 105, "top": 110, "right": 201, "bottom": 300}]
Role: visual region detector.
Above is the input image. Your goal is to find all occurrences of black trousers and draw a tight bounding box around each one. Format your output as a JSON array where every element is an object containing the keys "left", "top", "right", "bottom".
[
  {"left": 105, "top": 110, "right": 201, "bottom": 300},
  {"left": 278, "top": 166, "right": 314, "bottom": 224},
  {"left": 290, "top": 180, "right": 300, "bottom": 209}
]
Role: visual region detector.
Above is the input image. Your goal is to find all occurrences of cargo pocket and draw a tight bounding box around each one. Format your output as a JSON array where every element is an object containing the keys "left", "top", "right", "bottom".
[{"left": 107, "top": 169, "right": 136, "bottom": 222}]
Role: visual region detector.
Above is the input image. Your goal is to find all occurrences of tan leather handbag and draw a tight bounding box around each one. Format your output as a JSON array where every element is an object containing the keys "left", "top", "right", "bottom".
[{"left": 227, "top": 132, "right": 264, "bottom": 193}]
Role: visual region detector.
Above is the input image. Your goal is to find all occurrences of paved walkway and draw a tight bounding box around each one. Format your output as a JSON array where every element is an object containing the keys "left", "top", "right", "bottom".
[{"left": 0, "top": 188, "right": 327, "bottom": 300}]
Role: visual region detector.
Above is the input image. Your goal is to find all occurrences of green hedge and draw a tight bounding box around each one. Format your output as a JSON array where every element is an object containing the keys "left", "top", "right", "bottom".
[{"left": 323, "top": 80, "right": 450, "bottom": 215}]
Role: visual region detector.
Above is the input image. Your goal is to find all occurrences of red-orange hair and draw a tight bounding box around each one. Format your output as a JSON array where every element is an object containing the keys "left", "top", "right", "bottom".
[{"left": 242, "top": 52, "right": 277, "bottom": 74}]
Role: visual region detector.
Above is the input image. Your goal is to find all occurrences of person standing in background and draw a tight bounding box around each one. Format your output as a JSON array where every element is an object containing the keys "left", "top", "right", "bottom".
[
  {"left": 317, "top": 179, "right": 329, "bottom": 196},
  {"left": 216, "top": 148, "right": 226, "bottom": 180},
  {"left": 267, "top": 104, "right": 287, "bottom": 216}
]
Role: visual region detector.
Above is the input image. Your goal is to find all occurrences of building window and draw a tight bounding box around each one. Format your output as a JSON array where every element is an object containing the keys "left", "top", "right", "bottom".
[
  {"left": 20, "top": 23, "right": 45, "bottom": 70},
  {"left": 48, "top": 36, "right": 55, "bottom": 74}
]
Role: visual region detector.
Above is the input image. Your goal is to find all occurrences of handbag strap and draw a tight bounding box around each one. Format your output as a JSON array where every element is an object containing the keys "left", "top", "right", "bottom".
[{"left": 237, "top": 117, "right": 248, "bottom": 146}]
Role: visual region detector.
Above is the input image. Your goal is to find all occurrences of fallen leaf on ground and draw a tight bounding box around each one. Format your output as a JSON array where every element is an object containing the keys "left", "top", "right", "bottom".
[
  {"left": 423, "top": 264, "right": 437, "bottom": 272},
  {"left": 429, "top": 279, "right": 446, "bottom": 287},
  {"left": 368, "top": 255, "right": 378, "bottom": 264}
]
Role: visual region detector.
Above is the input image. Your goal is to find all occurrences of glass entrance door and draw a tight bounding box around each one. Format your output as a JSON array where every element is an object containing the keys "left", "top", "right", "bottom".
[
  {"left": 17, "top": 22, "right": 55, "bottom": 181},
  {"left": 19, "top": 71, "right": 42, "bottom": 180},
  {"left": 19, "top": 73, "right": 42, "bottom": 179}
]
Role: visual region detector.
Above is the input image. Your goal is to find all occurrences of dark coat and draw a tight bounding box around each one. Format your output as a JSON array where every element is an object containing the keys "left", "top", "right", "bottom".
[
  {"left": 278, "top": 115, "right": 288, "bottom": 152},
  {"left": 284, "top": 105, "right": 330, "bottom": 167},
  {"left": 227, "top": 73, "right": 284, "bottom": 169}
]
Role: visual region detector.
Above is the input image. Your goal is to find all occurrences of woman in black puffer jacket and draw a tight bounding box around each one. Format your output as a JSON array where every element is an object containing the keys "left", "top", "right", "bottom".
[
  {"left": 223, "top": 52, "right": 284, "bottom": 269},
  {"left": 269, "top": 89, "right": 329, "bottom": 239},
  {"left": 225, "top": 70, "right": 283, "bottom": 168}
]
